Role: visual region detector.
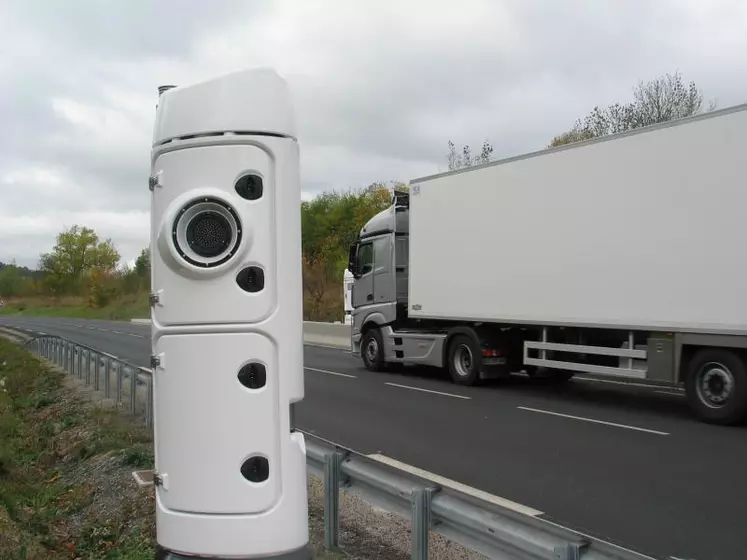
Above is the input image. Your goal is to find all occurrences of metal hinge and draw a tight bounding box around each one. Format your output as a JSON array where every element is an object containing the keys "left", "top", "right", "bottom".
[
  {"left": 150, "top": 354, "right": 161, "bottom": 369},
  {"left": 153, "top": 471, "right": 164, "bottom": 486},
  {"left": 148, "top": 172, "right": 162, "bottom": 191},
  {"left": 149, "top": 292, "right": 160, "bottom": 307}
]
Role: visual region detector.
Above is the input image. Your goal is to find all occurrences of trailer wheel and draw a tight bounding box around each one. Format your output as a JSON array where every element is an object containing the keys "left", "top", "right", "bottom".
[
  {"left": 685, "top": 348, "right": 747, "bottom": 425},
  {"left": 361, "top": 328, "right": 385, "bottom": 372},
  {"left": 447, "top": 335, "right": 480, "bottom": 386}
]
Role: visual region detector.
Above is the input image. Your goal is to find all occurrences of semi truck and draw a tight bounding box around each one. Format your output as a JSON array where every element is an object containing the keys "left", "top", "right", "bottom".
[{"left": 346, "top": 102, "right": 747, "bottom": 425}]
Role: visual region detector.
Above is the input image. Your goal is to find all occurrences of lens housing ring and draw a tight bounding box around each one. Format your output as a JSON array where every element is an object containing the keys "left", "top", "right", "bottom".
[{"left": 172, "top": 197, "right": 242, "bottom": 268}]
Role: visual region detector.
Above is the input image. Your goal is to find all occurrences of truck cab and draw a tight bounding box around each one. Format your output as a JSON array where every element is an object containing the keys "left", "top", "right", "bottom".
[{"left": 347, "top": 190, "right": 409, "bottom": 363}]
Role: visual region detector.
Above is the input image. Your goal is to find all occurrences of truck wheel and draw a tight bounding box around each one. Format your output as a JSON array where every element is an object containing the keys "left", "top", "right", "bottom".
[
  {"left": 447, "top": 335, "right": 480, "bottom": 386},
  {"left": 685, "top": 348, "right": 747, "bottom": 425},
  {"left": 361, "top": 328, "right": 385, "bottom": 371}
]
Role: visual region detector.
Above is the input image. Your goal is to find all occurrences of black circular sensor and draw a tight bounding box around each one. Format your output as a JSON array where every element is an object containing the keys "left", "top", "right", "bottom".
[
  {"left": 241, "top": 456, "right": 269, "bottom": 483},
  {"left": 185, "top": 211, "right": 231, "bottom": 258},
  {"left": 235, "top": 174, "right": 263, "bottom": 201},
  {"left": 238, "top": 363, "right": 266, "bottom": 389},
  {"left": 172, "top": 197, "right": 242, "bottom": 268},
  {"left": 236, "top": 266, "right": 265, "bottom": 293}
]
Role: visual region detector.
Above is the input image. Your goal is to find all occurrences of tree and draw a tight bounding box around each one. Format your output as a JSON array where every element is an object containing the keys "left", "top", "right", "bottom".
[
  {"left": 0, "top": 264, "right": 23, "bottom": 298},
  {"left": 300, "top": 181, "right": 397, "bottom": 320},
  {"left": 134, "top": 247, "right": 150, "bottom": 278},
  {"left": 447, "top": 139, "right": 494, "bottom": 171},
  {"left": 550, "top": 72, "right": 715, "bottom": 147},
  {"left": 38, "top": 225, "right": 121, "bottom": 296}
]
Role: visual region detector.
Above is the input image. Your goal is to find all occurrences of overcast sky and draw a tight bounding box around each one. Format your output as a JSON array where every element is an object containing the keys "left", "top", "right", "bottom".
[{"left": 1, "top": 0, "right": 746, "bottom": 269}]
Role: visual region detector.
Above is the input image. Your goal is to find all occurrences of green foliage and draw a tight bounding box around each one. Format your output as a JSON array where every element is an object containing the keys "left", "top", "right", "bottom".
[
  {"left": 38, "top": 225, "right": 121, "bottom": 297},
  {"left": 550, "top": 71, "right": 715, "bottom": 147},
  {"left": 5, "top": 181, "right": 395, "bottom": 322},
  {"left": 133, "top": 248, "right": 150, "bottom": 278},
  {"left": 0, "top": 265, "right": 24, "bottom": 298},
  {"left": 302, "top": 182, "right": 395, "bottom": 263},
  {"left": 301, "top": 182, "right": 397, "bottom": 321}
]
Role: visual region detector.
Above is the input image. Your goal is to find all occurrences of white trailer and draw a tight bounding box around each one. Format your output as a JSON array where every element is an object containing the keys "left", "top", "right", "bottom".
[{"left": 347, "top": 102, "right": 747, "bottom": 425}]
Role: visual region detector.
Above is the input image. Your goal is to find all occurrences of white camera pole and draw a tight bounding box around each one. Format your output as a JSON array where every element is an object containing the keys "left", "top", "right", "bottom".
[{"left": 149, "top": 69, "right": 310, "bottom": 559}]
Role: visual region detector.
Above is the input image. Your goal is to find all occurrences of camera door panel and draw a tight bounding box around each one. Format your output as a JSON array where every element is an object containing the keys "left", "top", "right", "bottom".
[
  {"left": 151, "top": 144, "right": 277, "bottom": 326},
  {"left": 153, "top": 332, "right": 281, "bottom": 514}
]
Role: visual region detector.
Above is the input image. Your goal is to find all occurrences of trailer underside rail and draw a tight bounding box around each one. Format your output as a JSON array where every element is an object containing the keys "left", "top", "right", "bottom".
[{"left": 524, "top": 339, "right": 648, "bottom": 379}]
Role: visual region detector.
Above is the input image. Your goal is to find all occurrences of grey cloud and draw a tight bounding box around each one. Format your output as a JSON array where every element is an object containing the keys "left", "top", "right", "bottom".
[
  {"left": 2, "top": 0, "right": 747, "bottom": 268},
  {"left": 3, "top": 0, "right": 259, "bottom": 59}
]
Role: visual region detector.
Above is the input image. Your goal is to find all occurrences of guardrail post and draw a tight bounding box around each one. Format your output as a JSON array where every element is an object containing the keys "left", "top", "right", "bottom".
[
  {"left": 116, "top": 363, "right": 123, "bottom": 404},
  {"left": 104, "top": 357, "right": 112, "bottom": 398},
  {"left": 324, "top": 452, "right": 341, "bottom": 550},
  {"left": 85, "top": 349, "right": 91, "bottom": 385},
  {"left": 411, "top": 488, "right": 435, "bottom": 560},
  {"left": 554, "top": 542, "right": 587, "bottom": 560},
  {"left": 146, "top": 376, "right": 154, "bottom": 428},
  {"left": 77, "top": 346, "right": 83, "bottom": 379},
  {"left": 130, "top": 367, "right": 137, "bottom": 416},
  {"left": 94, "top": 353, "right": 101, "bottom": 391}
]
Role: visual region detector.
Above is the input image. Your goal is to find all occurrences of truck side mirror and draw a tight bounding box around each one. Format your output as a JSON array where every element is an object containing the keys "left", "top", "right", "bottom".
[{"left": 347, "top": 243, "right": 358, "bottom": 277}]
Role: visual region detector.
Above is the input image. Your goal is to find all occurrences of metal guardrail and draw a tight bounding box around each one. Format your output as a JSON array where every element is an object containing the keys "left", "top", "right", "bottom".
[
  {"left": 18, "top": 332, "right": 658, "bottom": 560},
  {"left": 23, "top": 334, "right": 154, "bottom": 427},
  {"left": 304, "top": 433, "right": 657, "bottom": 560}
]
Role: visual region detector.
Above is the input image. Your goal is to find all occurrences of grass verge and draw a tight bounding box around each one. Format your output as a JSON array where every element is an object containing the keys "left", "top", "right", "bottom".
[
  {"left": 0, "top": 336, "right": 155, "bottom": 559},
  {"left": 0, "top": 293, "right": 150, "bottom": 321},
  {"left": 0, "top": 336, "right": 348, "bottom": 559}
]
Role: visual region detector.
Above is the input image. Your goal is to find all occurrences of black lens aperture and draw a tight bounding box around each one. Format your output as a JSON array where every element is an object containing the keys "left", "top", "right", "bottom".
[{"left": 186, "top": 211, "right": 231, "bottom": 258}]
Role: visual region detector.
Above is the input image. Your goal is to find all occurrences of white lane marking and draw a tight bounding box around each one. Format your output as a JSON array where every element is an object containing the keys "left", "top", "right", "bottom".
[
  {"left": 574, "top": 376, "right": 684, "bottom": 392},
  {"left": 111, "top": 330, "right": 125, "bottom": 335},
  {"left": 385, "top": 382, "right": 471, "bottom": 400},
  {"left": 304, "top": 367, "right": 357, "bottom": 378},
  {"left": 517, "top": 406, "right": 670, "bottom": 436},
  {"left": 654, "top": 390, "right": 686, "bottom": 397},
  {"left": 125, "top": 332, "right": 144, "bottom": 338},
  {"left": 367, "top": 453, "right": 543, "bottom": 517}
]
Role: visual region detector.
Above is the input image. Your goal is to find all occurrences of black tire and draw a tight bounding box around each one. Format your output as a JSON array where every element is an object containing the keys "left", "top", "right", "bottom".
[
  {"left": 361, "top": 328, "right": 385, "bottom": 371},
  {"left": 447, "top": 334, "right": 481, "bottom": 386},
  {"left": 685, "top": 348, "right": 747, "bottom": 426}
]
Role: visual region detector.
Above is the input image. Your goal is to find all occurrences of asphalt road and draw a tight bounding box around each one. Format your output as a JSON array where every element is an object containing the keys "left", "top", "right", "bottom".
[{"left": 2, "top": 316, "right": 746, "bottom": 560}]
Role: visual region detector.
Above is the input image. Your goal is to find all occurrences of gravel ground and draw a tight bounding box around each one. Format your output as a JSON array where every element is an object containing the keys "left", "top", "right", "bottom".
[{"left": 307, "top": 474, "right": 487, "bottom": 560}]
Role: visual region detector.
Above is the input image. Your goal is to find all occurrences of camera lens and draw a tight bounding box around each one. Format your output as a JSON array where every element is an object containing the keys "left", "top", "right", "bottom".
[{"left": 185, "top": 211, "right": 232, "bottom": 258}]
